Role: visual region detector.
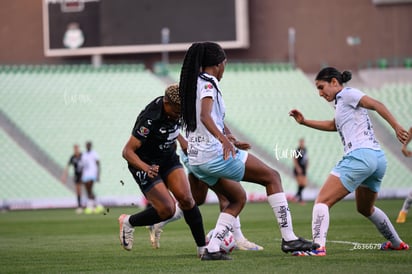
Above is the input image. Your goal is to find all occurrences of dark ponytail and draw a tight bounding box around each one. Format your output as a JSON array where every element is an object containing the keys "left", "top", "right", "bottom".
[
  {"left": 179, "top": 42, "right": 226, "bottom": 132},
  {"left": 315, "top": 67, "right": 352, "bottom": 85}
]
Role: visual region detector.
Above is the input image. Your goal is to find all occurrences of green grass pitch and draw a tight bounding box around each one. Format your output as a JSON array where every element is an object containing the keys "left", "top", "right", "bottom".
[{"left": 0, "top": 199, "right": 410, "bottom": 273}]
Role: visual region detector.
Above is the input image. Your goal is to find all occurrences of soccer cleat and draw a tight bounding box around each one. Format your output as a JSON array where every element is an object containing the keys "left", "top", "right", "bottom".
[
  {"left": 396, "top": 210, "right": 407, "bottom": 223},
  {"left": 84, "top": 207, "right": 94, "bottom": 214},
  {"left": 380, "top": 241, "right": 409, "bottom": 251},
  {"left": 201, "top": 248, "right": 232, "bottom": 261},
  {"left": 281, "top": 237, "right": 319, "bottom": 253},
  {"left": 147, "top": 224, "right": 163, "bottom": 249},
  {"left": 75, "top": 207, "right": 83, "bottom": 214},
  {"left": 292, "top": 246, "right": 326, "bottom": 256},
  {"left": 235, "top": 238, "right": 264, "bottom": 251},
  {"left": 94, "top": 205, "right": 105, "bottom": 214},
  {"left": 118, "top": 214, "right": 135, "bottom": 251}
]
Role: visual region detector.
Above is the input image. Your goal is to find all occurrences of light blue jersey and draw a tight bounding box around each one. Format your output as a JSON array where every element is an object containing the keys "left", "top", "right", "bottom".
[
  {"left": 187, "top": 73, "right": 226, "bottom": 165},
  {"left": 334, "top": 87, "right": 380, "bottom": 154},
  {"left": 332, "top": 87, "right": 385, "bottom": 193}
]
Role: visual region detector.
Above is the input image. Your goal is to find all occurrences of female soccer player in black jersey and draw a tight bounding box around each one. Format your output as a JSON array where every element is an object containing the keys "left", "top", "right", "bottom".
[{"left": 118, "top": 84, "right": 206, "bottom": 257}]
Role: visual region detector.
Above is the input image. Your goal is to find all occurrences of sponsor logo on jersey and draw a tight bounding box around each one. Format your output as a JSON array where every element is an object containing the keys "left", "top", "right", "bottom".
[
  {"left": 204, "top": 83, "right": 213, "bottom": 89},
  {"left": 138, "top": 126, "right": 150, "bottom": 136}
]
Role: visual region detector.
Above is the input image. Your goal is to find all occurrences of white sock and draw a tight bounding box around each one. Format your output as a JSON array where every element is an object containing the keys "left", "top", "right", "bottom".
[
  {"left": 267, "top": 193, "right": 297, "bottom": 241},
  {"left": 207, "top": 212, "right": 236, "bottom": 253},
  {"left": 155, "top": 203, "right": 183, "bottom": 230},
  {"left": 368, "top": 206, "right": 402, "bottom": 247},
  {"left": 232, "top": 216, "right": 245, "bottom": 241},
  {"left": 401, "top": 191, "right": 412, "bottom": 212},
  {"left": 312, "top": 203, "right": 329, "bottom": 247}
]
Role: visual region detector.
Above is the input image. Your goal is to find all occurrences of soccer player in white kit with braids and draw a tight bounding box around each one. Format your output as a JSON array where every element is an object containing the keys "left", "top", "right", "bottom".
[
  {"left": 289, "top": 67, "right": 409, "bottom": 256},
  {"left": 179, "top": 41, "right": 317, "bottom": 260}
]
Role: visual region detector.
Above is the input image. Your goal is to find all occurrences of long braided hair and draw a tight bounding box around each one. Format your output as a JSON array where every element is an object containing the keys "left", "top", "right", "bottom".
[{"left": 179, "top": 42, "right": 226, "bottom": 133}]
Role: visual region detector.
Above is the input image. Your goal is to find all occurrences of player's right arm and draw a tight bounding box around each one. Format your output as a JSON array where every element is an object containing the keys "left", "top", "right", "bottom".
[
  {"left": 60, "top": 158, "right": 71, "bottom": 183},
  {"left": 289, "top": 109, "right": 336, "bottom": 131},
  {"left": 122, "top": 135, "right": 159, "bottom": 178}
]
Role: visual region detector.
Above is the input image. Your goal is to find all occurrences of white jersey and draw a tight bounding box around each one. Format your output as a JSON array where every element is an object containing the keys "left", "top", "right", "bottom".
[
  {"left": 80, "top": 150, "right": 99, "bottom": 178},
  {"left": 334, "top": 87, "right": 380, "bottom": 154},
  {"left": 187, "top": 73, "right": 226, "bottom": 165}
]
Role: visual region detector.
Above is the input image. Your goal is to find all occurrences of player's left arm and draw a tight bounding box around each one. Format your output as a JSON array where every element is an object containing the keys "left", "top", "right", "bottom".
[
  {"left": 223, "top": 123, "right": 251, "bottom": 150},
  {"left": 358, "top": 95, "right": 409, "bottom": 144},
  {"left": 200, "top": 97, "right": 235, "bottom": 159}
]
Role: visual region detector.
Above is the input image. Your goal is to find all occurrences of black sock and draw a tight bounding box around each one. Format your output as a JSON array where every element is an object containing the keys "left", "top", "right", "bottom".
[
  {"left": 296, "top": 186, "right": 304, "bottom": 201},
  {"left": 183, "top": 205, "right": 206, "bottom": 247},
  {"left": 77, "top": 195, "right": 81, "bottom": 207},
  {"left": 128, "top": 206, "right": 163, "bottom": 227}
]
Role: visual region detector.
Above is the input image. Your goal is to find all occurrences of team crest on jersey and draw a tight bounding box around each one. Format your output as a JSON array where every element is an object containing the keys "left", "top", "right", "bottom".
[
  {"left": 204, "top": 83, "right": 213, "bottom": 89},
  {"left": 137, "top": 126, "right": 150, "bottom": 136}
]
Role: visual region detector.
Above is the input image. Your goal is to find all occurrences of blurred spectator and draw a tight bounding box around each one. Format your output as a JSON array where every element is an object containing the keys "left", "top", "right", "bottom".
[
  {"left": 61, "top": 144, "right": 83, "bottom": 214},
  {"left": 292, "top": 138, "right": 309, "bottom": 204},
  {"left": 80, "top": 141, "right": 103, "bottom": 214}
]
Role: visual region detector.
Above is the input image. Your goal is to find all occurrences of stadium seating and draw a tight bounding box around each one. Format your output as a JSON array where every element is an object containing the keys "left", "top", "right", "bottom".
[
  {"left": 0, "top": 64, "right": 411, "bottom": 209},
  {"left": 0, "top": 65, "right": 165, "bottom": 206},
  {"left": 0, "top": 127, "right": 72, "bottom": 204},
  {"left": 365, "top": 83, "right": 412, "bottom": 132}
]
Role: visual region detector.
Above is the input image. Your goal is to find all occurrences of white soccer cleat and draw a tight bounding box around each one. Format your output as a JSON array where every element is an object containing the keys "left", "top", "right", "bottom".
[
  {"left": 235, "top": 238, "right": 264, "bottom": 251},
  {"left": 118, "top": 214, "right": 135, "bottom": 251},
  {"left": 147, "top": 224, "right": 163, "bottom": 249}
]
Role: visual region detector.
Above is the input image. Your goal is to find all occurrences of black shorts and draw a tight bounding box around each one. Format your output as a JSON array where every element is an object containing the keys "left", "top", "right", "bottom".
[
  {"left": 74, "top": 172, "right": 82, "bottom": 184},
  {"left": 128, "top": 153, "right": 183, "bottom": 194},
  {"left": 293, "top": 166, "right": 306, "bottom": 176}
]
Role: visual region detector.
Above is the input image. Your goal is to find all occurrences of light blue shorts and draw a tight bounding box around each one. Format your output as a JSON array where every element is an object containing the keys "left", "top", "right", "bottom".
[
  {"left": 188, "top": 149, "right": 248, "bottom": 186},
  {"left": 179, "top": 150, "right": 193, "bottom": 174},
  {"left": 81, "top": 175, "right": 97, "bottom": 183},
  {"left": 331, "top": 148, "right": 386, "bottom": 193}
]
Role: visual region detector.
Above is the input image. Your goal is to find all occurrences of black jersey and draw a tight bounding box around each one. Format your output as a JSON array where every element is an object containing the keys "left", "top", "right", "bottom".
[
  {"left": 132, "top": 96, "right": 180, "bottom": 165},
  {"left": 68, "top": 154, "right": 82, "bottom": 175},
  {"left": 296, "top": 147, "right": 308, "bottom": 168}
]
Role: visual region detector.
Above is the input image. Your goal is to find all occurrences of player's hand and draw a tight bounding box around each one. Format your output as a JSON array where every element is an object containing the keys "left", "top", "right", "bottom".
[
  {"left": 147, "top": 164, "right": 159, "bottom": 178},
  {"left": 226, "top": 134, "right": 251, "bottom": 150},
  {"left": 289, "top": 109, "right": 305, "bottom": 124},
  {"left": 234, "top": 141, "right": 251, "bottom": 150},
  {"left": 221, "top": 137, "right": 236, "bottom": 160},
  {"left": 394, "top": 125, "right": 409, "bottom": 144},
  {"left": 60, "top": 174, "right": 67, "bottom": 184},
  {"left": 402, "top": 147, "right": 412, "bottom": 157}
]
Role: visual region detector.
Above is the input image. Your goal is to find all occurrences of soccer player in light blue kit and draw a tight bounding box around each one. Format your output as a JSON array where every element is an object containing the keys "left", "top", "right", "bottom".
[
  {"left": 179, "top": 42, "right": 317, "bottom": 260},
  {"left": 289, "top": 67, "right": 410, "bottom": 256}
]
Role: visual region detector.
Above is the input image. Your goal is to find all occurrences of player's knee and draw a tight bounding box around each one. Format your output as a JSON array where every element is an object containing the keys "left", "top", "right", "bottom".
[
  {"left": 176, "top": 196, "right": 195, "bottom": 210},
  {"left": 194, "top": 195, "right": 206, "bottom": 206},
  {"left": 264, "top": 168, "right": 282, "bottom": 189},
  {"left": 157, "top": 203, "right": 175, "bottom": 219}
]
